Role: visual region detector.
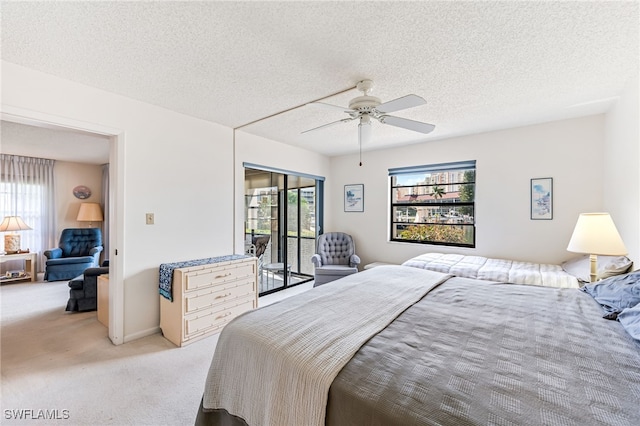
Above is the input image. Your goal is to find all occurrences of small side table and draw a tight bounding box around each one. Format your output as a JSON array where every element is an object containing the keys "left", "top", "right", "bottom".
[
  {"left": 263, "top": 263, "right": 291, "bottom": 288},
  {"left": 97, "top": 275, "right": 109, "bottom": 327},
  {"left": 0, "top": 252, "right": 37, "bottom": 283}
]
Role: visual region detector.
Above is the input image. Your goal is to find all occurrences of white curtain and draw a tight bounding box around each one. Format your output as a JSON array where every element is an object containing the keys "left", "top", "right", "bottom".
[{"left": 0, "top": 154, "right": 56, "bottom": 272}]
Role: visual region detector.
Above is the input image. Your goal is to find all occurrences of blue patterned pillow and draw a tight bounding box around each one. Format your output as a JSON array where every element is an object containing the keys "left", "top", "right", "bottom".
[
  {"left": 618, "top": 303, "right": 640, "bottom": 341},
  {"left": 581, "top": 270, "right": 640, "bottom": 319}
]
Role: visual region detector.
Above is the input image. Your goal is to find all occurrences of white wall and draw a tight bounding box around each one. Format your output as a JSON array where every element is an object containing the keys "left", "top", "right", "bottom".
[
  {"left": 233, "top": 131, "right": 331, "bottom": 254},
  {"left": 2, "top": 61, "right": 234, "bottom": 342},
  {"left": 54, "top": 161, "right": 103, "bottom": 234},
  {"left": 604, "top": 76, "right": 639, "bottom": 266},
  {"left": 329, "top": 115, "right": 607, "bottom": 267}
]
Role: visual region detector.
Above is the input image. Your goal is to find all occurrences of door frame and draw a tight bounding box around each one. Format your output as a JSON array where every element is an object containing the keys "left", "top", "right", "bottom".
[
  {"left": 242, "top": 162, "right": 324, "bottom": 294},
  {"left": 1, "top": 105, "right": 126, "bottom": 345}
]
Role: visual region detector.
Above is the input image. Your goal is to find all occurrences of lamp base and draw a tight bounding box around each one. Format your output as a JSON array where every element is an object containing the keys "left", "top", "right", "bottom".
[
  {"left": 589, "top": 253, "right": 598, "bottom": 283},
  {"left": 4, "top": 234, "right": 20, "bottom": 254}
]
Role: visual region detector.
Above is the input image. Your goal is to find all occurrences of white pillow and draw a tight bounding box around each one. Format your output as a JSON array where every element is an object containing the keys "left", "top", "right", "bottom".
[{"left": 562, "top": 255, "right": 633, "bottom": 283}]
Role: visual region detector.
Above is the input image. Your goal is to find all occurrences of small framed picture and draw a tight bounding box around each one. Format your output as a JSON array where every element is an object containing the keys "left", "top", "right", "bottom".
[
  {"left": 73, "top": 185, "right": 92, "bottom": 200},
  {"left": 344, "top": 184, "right": 364, "bottom": 212},
  {"left": 531, "top": 178, "right": 553, "bottom": 220}
]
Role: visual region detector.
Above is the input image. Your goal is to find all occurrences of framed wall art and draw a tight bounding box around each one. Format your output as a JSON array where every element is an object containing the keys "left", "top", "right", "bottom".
[
  {"left": 73, "top": 185, "right": 92, "bottom": 200},
  {"left": 531, "top": 178, "right": 553, "bottom": 220},
  {"left": 344, "top": 184, "right": 364, "bottom": 212}
]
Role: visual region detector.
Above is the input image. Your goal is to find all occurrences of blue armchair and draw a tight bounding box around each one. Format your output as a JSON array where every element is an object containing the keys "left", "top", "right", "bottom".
[
  {"left": 311, "top": 232, "right": 360, "bottom": 287},
  {"left": 44, "top": 228, "right": 103, "bottom": 281}
]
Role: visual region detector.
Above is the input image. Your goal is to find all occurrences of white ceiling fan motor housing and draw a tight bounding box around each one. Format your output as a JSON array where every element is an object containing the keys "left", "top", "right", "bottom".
[
  {"left": 349, "top": 95, "right": 381, "bottom": 112},
  {"left": 349, "top": 79, "right": 381, "bottom": 112}
]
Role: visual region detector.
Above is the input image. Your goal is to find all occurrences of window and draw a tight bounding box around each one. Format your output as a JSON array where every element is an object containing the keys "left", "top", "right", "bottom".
[
  {"left": 389, "top": 160, "right": 476, "bottom": 247},
  {"left": 0, "top": 154, "right": 55, "bottom": 266}
]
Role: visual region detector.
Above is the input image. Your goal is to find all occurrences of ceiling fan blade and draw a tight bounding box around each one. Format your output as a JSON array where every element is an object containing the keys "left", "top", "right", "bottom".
[
  {"left": 307, "top": 101, "right": 353, "bottom": 114},
  {"left": 376, "top": 94, "right": 427, "bottom": 114},
  {"left": 301, "top": 117, "right": 355, "bottom": 134},
  {"left": 379, "top": 115, "right": 435, "bottom": 134}
]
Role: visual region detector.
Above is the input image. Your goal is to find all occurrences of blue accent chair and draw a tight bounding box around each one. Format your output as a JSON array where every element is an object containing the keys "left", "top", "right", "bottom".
[
  {"left": 311, "top": 232, "right": 360, "bottom": 287},
  {"left": 44, "top": 228, "right": 103, "bottom": 281}
]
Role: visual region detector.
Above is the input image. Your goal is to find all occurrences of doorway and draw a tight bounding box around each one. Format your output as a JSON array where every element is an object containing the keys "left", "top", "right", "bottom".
[
  {"left": 1, "top": 109, "right": 124, "bottom": 345},
  {"left": 244, "top": 166, "right": 323, "bottom": 295}
]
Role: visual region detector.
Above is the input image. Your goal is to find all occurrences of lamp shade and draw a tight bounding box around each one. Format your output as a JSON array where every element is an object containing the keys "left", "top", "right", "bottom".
[
  {"left": 77, "top": 203, "right": 103, "bottom": 222},
  {"left": 0, "top": 216, "right": 32, "bottom": 254},
  {"left": 567, "top": 213, "right": 627, "bottom": 255},
  {"left": 0, "top": 216, "right": 32, "bottom": 232}
]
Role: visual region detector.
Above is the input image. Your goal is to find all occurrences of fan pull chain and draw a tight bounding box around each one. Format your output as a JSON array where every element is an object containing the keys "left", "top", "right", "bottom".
[{"left": 359, "top": 140, "right": 363, "bottom": 166}]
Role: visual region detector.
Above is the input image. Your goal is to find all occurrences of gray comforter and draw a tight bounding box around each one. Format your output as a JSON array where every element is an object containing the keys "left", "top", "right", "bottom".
[
  {"left": 197, "top": 272, "right": 640, "bottom": 426},
  {"left": 327, "top": 276, "right": 640, "bottom": 426}
]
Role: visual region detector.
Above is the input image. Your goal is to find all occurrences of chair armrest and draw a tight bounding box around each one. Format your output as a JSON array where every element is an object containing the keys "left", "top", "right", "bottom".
[
  {"left": 311, "top": 254, "right": 322, "bottom": 267},
  {"left": 44, "top": 248, "right": 62, "bottom": 259},
  {"left": 89, "top": 246, "right": 104, "bottom": 256},
  {"left": 350, "top": 254, "right": 361, "bottom": 267},
  {"left": 83, "top": 266, "right": 110, "bottom": 277}
]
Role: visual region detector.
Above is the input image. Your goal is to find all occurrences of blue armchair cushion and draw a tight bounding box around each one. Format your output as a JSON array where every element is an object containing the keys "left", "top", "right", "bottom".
[
  {"left": 44, "top": 228, "right": 103, "bottom": 281},
  {"left": 46, "top": 256, "right": 97, "bottom": 266}
]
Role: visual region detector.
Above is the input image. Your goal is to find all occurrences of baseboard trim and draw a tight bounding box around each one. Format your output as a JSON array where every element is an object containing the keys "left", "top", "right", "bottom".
[{"left": 123, "top": 326, "right": 161, "bottom": 343}]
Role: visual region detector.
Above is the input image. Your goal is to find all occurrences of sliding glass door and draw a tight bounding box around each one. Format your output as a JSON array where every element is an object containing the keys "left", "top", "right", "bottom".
[{"left": 244, "top": 166, "right": 323, "bottom": 295}]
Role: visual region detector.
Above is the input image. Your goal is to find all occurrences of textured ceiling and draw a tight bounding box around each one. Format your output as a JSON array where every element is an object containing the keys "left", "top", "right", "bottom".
[
  {"left": 1, "top": 1, "right": 638, "bottom": 161},
  {"left": 1, "top": 121, "right": 110, "bottom": 165}
]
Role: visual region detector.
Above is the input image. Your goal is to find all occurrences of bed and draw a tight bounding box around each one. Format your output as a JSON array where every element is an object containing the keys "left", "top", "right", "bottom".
[
  {"left": 196, "top": 264, "right": 640, "bottom": 426},
  {"left": 402, "top": 252, "right": 632, "bottom": 288},
  {"left": 401, "top": 252, "right": 581, "bottom": 288}
]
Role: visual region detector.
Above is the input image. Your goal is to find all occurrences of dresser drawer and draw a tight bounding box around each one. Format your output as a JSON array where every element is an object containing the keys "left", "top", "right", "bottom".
[
  {"left": 183, "top": 262, "right": 255, "bottom": 291},
  {"left": 185, "top": 280, "right": 255, "bottom": 314},
  {"left": 161, "top": 256, "right": 257, "bottom": 347},
  {"left": 184, "top": 297, "right": 255, "bottom": 337}
]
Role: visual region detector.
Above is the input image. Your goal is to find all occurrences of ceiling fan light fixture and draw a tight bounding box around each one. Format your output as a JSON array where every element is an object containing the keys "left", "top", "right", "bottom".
[{"left": 302, "top": 79, "right": 435, "bottom": 151}]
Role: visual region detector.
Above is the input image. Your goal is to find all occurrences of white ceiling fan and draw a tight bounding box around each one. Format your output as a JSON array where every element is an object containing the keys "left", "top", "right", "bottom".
[{"left": 302, "top": 79, "right": 435, "bottom": 162}]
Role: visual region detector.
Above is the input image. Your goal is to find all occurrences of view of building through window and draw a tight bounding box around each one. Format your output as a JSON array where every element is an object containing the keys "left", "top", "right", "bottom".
[{"left": 390, "top": 161, "right": 475, "bottom": 247}]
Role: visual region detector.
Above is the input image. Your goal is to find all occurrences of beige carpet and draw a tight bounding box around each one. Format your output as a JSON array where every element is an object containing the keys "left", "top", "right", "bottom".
[{"left": 0, "top": 275, "right": 312, "bottom": 425}]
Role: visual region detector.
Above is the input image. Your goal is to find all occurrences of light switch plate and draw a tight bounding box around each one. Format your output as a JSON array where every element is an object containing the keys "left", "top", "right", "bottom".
[{"left": 146, "top": 213, "right": 154, "bottom": 225}]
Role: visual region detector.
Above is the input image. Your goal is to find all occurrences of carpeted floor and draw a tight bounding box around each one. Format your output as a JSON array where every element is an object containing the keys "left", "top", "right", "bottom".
[{"left": 0, "top": 275, "right": 312, "bottom": 425}]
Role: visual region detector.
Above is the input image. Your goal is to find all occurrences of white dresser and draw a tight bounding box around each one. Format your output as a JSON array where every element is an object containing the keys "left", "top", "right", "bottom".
[{"left": 160, "top": 256, "right": 258, "bottom": 347}]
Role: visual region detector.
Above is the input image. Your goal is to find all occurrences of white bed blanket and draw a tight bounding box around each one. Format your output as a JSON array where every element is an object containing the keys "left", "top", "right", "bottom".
[
  {"left": 202, "top": 266, "right": 451, "bottom": 426},
  {"left": 403, "top": 252, "right": 579, "bottom": 288}
]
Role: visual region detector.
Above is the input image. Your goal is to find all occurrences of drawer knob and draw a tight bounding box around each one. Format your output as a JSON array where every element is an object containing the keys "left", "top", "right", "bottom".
[{"left": 216, "top": 311, "right": 232, "bottom": 320}]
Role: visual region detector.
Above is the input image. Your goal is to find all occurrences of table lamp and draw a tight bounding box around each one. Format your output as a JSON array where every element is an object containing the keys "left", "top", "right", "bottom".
[
  {"left": 0, "top": 216, "right": 32, "bottom": 254},
  {"left": 567, "top": 212, "right": 627, "bottom": 282},
  {"left": 77, "top": 203, "right": 103, "bottom": 228}
]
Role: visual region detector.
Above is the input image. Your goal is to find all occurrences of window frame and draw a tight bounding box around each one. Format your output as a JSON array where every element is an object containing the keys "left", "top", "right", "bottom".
[{"left": 389, "top": 161, "right": 476, "bottom": 248}]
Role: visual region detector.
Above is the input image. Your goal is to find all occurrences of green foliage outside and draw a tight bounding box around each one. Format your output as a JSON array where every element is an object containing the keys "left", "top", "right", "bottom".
[
  {"left": 398, "top": 224, "right": 470, "bottom": 244},
  {"left": 246, "top": 190, "right": 315, "bottom": 238},
  {"left": 432, "top": 185, "right": 445, "bottom": 199},
  {"left": 287, "top": 190, "right": 311, "bottom": 233},
  {"left": 459, "top": 170, "right": 475, "bottom": 217}
]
